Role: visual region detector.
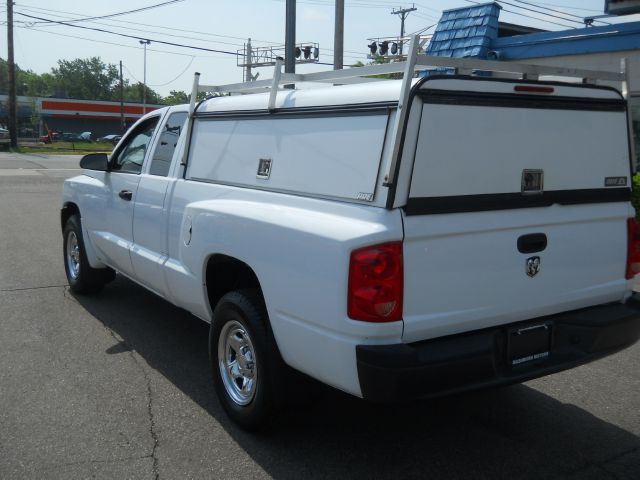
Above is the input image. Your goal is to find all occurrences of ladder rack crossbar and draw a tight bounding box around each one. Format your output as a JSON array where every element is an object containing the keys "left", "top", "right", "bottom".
[
  {"left": 413, "top": 55, "right": 625, "bottom": 82},
  {"left": 198, "top": 55, "right": 623, "bottom": 95}
]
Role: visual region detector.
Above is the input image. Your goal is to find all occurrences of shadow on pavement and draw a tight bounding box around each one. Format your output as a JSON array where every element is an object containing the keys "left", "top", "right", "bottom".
[{"left": 73, "top": 276, "right": 639, "bottom": 479}]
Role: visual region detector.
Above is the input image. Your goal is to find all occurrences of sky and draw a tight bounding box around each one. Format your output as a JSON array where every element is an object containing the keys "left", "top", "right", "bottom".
[{"left": 1, "top": 0, "right": 639, "bottom": 98}]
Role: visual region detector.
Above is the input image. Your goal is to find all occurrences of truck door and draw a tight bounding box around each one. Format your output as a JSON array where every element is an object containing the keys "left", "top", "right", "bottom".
[
  {"left": 85, "top": 116, "right": 160, "bottom": 277},
  {"left": 131, "top": 111, "right": 188, "bottom": 297}
]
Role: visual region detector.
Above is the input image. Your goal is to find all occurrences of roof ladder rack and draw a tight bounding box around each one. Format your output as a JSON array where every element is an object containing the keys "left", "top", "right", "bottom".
[{"left": 185, "top": 34, "right": 630, "bottom": 180}]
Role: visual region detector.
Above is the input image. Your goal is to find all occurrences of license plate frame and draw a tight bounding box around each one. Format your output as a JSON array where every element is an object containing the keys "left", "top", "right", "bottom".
[{"left": 507, "top": 322, "right": 553, "bottom": 367}]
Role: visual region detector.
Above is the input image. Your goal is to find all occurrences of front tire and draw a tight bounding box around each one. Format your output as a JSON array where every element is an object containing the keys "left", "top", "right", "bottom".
[
  {"left": 63, "top": 214, "right": 115, "bottom": 294},
  {"left": 210, "top": 290, "right": 276, "bottom": 431}
]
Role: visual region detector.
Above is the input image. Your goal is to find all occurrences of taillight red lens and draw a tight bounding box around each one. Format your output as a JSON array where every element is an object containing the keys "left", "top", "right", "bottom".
[
  {"left": 626, "top": 218, "right": 640, "bottom": 279},
  {"left": 348, "top": 241, "right": 403, "bottom": 322}
]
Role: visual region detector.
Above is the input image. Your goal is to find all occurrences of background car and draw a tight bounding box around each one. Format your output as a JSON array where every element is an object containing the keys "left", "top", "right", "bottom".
[
  {"left": 39, "top": 131, "right": 61, "bottom": 144},
  {"left": 97, "top": 134, "right": 122, "bottom": 145},
  {"left": 0, "top": 127, "right": 10, "bottom": 148}
]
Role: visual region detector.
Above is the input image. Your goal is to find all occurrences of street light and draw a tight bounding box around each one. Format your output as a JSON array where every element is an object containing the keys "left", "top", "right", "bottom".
[{"left": 139, "top": 39, "right": 151, "bottom": 114}]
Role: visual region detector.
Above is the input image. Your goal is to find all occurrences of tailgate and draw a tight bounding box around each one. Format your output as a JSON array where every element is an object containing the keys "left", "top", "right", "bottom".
[{"left": 401, "top": 79, "right": 633, "bottom": 343}]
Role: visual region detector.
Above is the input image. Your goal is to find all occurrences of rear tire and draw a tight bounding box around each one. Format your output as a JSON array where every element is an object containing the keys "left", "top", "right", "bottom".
[
  {"left": 63, "top": 214, "right": 115, "bottom": 294},
  {"left": 210, "top": 290, "right": 278, "bottom": 431}
]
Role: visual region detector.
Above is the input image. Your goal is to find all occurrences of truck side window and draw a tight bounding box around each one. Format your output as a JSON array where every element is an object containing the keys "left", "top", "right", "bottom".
[
  {"left": 149, "top": 112, "right": 188, "bottom": 177},
  {"left": 111, "top": 117, "right": 159, "bottom": 174}
]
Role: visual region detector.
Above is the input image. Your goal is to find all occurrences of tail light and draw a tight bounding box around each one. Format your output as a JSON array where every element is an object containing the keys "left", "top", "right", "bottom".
[
  {"left": 348, "top": 241, "right": 403, "bottom": 322},
  {"left": 626, "top": 218, "right": 640, "bottom": 279}
]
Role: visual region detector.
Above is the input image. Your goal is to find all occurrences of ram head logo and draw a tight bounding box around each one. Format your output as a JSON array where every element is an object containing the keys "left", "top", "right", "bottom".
[{"left": 526, "top": 256, "right": 541, "bottom": 278}]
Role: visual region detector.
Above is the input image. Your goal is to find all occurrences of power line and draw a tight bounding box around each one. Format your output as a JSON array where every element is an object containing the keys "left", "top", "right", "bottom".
[
  {"left": 14, "top": 11, "right": 244, "bottom": 56},
  {"left": 413, "top": 3, "right": 443, "bottom": 14},
  {"left": 15, "top": 24, "right": 229, "bottom": 59},
  {"left": 23, "top": 0, "right": 185, "bottom": 25},
  {"left": 16, "top": 4, "right": 283, "bottom": 46},
  {"left": 22, "top": 7, "right": 370, "bottom": 54},
  {"left": 463, "top": 0, "right": 576, "bottom": 29},
  {"left": 22, "top": 12, "right": 247, "bottom": 48},
  {"left": 271, "top": 0, "right": 398, "bottom": 9},
  {"left": 16, "top": 13, "right": 366, "bottom": 76},
  {"left": 533, "top": 1, "right": 603, "bottom": 13},
  {"left": 510, "top": 0, "right": 609, "bottom": 25},
  {"left": 490, "top": 0, "right": 586, "bottom": 25},
  {"left": 16, "top": 2, "right": 371, "bottom": 56},
  {"left": 122, "top": 55, "right": 194, "bottom": 87}
]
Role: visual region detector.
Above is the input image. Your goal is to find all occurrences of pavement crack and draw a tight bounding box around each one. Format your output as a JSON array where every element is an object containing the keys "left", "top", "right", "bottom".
[
  {"left": 0, "top": 284, "right": 67, "bottom": 293},
  {"left": 96, "top": 322, "right": 161, "bottom": 480},
  {"left": 145, "top": 370, "right": 161, "bottom": 480}
]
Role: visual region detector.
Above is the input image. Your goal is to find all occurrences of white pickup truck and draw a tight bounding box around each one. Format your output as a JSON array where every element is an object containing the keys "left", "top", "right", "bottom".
[{"left": 61, "top": 49, "right": 640, "bottom": 430}]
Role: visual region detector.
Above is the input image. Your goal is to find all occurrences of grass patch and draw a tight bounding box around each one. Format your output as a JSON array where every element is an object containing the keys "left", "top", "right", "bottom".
[{"left": 17, "top": 141, "right": 113, "bottom": 155}]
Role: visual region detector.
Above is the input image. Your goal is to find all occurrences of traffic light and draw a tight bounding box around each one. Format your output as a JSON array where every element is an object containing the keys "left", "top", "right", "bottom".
[
  {"left": 368, "top": 41, "right": 377, "bottom": 55},
  {"left": 390, "top": 42, "right": 398, "bottom": 55},
  {"left": 303, "top": 46, "right": 311, "bottom": 59},
  {"left": 313, "top": 47, "right": 319, "bottom": 59},
  {"left": 379, "top": 41, "right": 389, "bottom": 55},
  {"left": 295, "top": 47, "right": 301, "bottom": 58}
]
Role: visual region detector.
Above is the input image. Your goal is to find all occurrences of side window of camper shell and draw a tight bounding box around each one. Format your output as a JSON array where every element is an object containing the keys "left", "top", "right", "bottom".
[
  {"left": 149, "top": 112, "right": 188, "bottom": 177},
  {"left": 111, "top": 116, "right": 160, "bottom": 174}
]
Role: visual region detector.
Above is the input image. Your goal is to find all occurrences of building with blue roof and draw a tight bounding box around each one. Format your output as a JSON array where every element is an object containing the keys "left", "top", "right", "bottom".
[{"left": 426, "top": 2, "right": 501, "bottom": 59}]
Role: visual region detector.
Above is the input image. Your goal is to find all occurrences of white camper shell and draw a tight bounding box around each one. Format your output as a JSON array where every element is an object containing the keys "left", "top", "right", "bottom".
[{"left": 62, "top": 36, "right": 640, "bottom": 429}]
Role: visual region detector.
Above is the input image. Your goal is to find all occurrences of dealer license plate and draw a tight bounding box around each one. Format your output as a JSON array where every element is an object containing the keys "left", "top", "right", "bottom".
[{"left": 508, "top": 323, "right": 552, "bottom": 367}]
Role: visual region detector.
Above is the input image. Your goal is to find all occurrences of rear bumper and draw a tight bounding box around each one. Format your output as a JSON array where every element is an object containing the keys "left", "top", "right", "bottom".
[{"left": 356, "top": 298, "right": 640, "bottom": 402}]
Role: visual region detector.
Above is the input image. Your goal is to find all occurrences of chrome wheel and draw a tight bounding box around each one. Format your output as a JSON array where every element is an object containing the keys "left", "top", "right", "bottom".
[
  {"left": 218, "top": 320, "right": 258, "bottom": 406},
  {"left": 66, "top": 231, "right": 81, "bottom": 281}
]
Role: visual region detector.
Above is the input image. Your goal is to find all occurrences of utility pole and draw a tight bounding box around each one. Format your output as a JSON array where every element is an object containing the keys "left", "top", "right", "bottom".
[
  {"left": 285, "top": 0, "right": 296, "bottom": 88},
  {"left": 334, "top": 0, "right": 344, "bottom": 70},
  {"left": 119, "top": 61, "right": 125, "bottom": 133},
  {"left": 245, "top": 38, "right": 253, "bottom": 82},
  {"left": 139, "top": 39, "right": 151, "bottom": 114},
  {"left": 391, "top": 4, "right": 417, "bottom": 56},
  {"left": 7, "top": 0, "right": 18, "bottom": 148}
]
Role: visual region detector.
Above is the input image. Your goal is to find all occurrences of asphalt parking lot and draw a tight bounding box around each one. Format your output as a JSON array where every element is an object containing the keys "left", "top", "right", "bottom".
[{"left": 0, "top": 151, "right": 639, "bottom": 479}]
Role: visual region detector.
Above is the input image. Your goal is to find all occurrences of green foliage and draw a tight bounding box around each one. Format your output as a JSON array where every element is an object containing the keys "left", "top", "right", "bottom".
[
  {"left": 0, "top": 56, "right": 183, "bottom": 105},
  {"left": 163, "top": 90, "right": 189, "bottom": 105},
  {"left": 351, "top": 56, "right": 403, "bottom": 80},
  {"left": 52, "top": 57, "right": 120, "bottom": 100},
  {"left": 632, "top": 174, "right": 640, "bottom": 220}
]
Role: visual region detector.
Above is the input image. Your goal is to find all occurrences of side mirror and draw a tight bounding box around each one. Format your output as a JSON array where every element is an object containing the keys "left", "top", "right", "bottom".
[{"left": 80, "top": 153, "right": 109, "bottom": 171}]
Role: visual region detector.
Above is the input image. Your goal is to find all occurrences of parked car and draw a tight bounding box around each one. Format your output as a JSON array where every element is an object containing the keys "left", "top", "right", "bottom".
[
  {"left": 97, "top": 134, "right": 122, "bottom": 145},
  {"left": 39, "top": 131, "right": 60, "bottom": 144},
  {"left": 61, "top": 132, "right": 81, "bottom": 142},
  {"left": 0, "top": 127, "right": 10, "bottom": 148}
]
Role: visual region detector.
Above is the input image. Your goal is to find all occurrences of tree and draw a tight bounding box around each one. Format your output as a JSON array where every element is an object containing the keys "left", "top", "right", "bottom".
[
  {"left": 121, "top": 81, "right": 161, "bottom": 105},
  {"left": 351, "top": 56, "right": 402, "bottom": 80},
  {"left": 51, "top": 57, "right": 119, "bottom": 100},
  {"left": 1, "top": 56, "right": 184, "bottom": 106},
  {"left": 163, "top": 90, "right": 189, "bottom": 105}
]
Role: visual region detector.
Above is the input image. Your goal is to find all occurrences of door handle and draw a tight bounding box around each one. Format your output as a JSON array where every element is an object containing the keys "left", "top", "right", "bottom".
[
  {"left": 118, "top": 190, "right": 133, "bottom": 201},
  {"left": 518, "top": 233, "right": 547, "bottom": 254}
]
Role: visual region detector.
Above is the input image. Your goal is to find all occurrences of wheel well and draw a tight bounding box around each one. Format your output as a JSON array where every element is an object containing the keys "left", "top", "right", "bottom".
[
  {"left": 61, "top": 203, "right": 80, "bottom": 232},
  {"left": 205, "top": 255, "right": 264, "bottom": 313}
]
